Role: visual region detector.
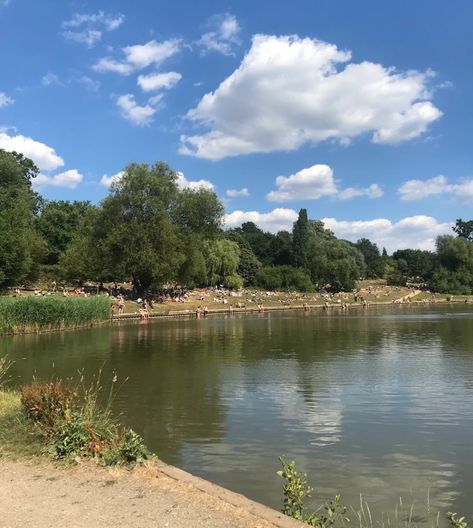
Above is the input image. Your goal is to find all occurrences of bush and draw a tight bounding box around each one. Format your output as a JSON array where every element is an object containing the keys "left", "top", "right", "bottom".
[
  {"left": 102, "top": 428, "right": 150, "bottom": 466},
  {"left": 19, "top": 376, "right": 151, "bottom": 466},
  {"left": 256, "top": 266, "right": 314, "bottom": 292}
]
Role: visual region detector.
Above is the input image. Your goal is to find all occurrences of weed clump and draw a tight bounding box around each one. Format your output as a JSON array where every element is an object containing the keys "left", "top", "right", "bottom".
[{"left": 19, "top": 375, "right": 150, "bottom": 467}]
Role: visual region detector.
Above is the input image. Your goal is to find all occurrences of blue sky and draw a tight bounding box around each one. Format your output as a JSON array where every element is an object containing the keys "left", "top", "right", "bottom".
[{"left": 1, "top": 0, "right": 472, "bottom": 252}]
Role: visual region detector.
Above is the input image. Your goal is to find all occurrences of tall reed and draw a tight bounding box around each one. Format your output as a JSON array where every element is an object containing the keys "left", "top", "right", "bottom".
[{"left": 0, "top": 295, "right": 111, "bottom": 335}]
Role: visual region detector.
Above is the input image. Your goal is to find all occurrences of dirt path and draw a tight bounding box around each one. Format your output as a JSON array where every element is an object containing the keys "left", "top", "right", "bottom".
[{"left": 0, "top": 459, "right": 303, "bottom": 528}]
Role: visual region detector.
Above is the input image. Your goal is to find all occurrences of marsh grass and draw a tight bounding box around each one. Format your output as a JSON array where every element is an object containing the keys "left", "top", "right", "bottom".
[{"left": 0, "top": 295, "right": 111, "bottom": 335}]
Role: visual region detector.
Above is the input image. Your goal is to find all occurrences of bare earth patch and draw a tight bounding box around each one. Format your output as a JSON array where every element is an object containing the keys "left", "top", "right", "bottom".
[{"left": 0, "top": 459, "right": 302, "bottom": 528}]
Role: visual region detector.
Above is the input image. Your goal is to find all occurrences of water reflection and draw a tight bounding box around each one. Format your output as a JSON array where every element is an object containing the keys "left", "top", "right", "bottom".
[{"left": 3, "top": 304, "right": 473, "bottom": 523}]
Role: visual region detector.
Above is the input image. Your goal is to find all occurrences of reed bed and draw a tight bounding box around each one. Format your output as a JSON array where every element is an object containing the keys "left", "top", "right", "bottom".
[{"left": 0, "top": 295, "right": 111, "bottom": 335}]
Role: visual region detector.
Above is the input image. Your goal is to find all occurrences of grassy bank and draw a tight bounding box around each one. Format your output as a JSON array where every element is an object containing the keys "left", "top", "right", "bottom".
[{"left": 0, "top": 295, "right": 111, "bottom": 335}]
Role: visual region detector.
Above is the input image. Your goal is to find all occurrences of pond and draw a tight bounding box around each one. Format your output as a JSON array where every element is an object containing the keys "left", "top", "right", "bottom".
[{"left": 3, "top": 304, "right": 473, "bottom": 524}]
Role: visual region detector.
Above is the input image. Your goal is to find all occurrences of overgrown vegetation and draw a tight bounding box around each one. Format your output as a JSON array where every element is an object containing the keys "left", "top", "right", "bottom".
[
  {"left": 0, "top": 357, "right": 149, "bottom": 466},
  {"left": 0, "top": 295, "right": 111, "bottom": 335},
  {"left": 277, "top": 456, "right": 471, "bottom": 528},
  {"left": 18, "top": 374, "right": 150, "bottom": 465}
]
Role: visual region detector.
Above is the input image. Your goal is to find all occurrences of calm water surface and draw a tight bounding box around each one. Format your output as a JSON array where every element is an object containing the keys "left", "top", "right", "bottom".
[{"left": 3, "top": 304, "right": 473, "bottom": 523}]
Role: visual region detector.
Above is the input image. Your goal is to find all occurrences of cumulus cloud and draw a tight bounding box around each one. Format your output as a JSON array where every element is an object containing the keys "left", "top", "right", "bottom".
[
  {"left": 33, "top": 169, "right": 83, "bottom": 189},
  {"left": 266, "top": 164, "right": 382, "bottom": 202},
  {"left": 225, "top": 208, "right": 299, "bottom": 233},
  {"left": 137, "top": 71, "right": 182, "bottom": 92},
  {"left": 322, "top": 215, "right": 453, "bottom": 253},
  {"left": 180, "top": 34, "right": 441, "bottom": 159},
  {"left": 0, "top": 132, "right": 64, "bottom": 171},
  {"left": 176, "top": 172, "right": 214, "bottom": 191},
  {"left": 0, "top": 92, "right": 13, "bottom": 108},
  {"left": 94, "top": 39, "right": 181, "bottom": 75},
  {"left": 267, "top": 164, "right": 337, "bottom": 201},
  {"left": 399, "top": 175, "right": 473, "bottom": 202},
  {"left": 197, "top": 13, "right": 241, "bottom": 56},
  {"left": 62, "top": 11, "right": 124, "bottom": 47},
  {"left": 100, "top": 171, "right": 123, "bottom": 188},
  {"left": 226, "top": 188, "right": 249, "bottom": 197},
  {"left": 116, "top": 94, "right": 156, "bottom": 126}
]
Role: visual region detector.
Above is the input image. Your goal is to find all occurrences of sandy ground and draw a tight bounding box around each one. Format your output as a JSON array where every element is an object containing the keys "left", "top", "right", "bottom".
[{"left": 0, "top": 459, "right": 302, "bottom": 528}]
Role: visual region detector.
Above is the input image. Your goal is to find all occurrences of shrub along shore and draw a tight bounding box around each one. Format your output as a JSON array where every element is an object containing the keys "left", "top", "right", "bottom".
[{"left": 0, "top": 295, "right": 111, "bottom": 335}]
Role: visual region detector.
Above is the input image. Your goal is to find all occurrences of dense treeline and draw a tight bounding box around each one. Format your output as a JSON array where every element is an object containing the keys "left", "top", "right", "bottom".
[{"left": 1, "top": 148, "right": 473, "bottom": 294}]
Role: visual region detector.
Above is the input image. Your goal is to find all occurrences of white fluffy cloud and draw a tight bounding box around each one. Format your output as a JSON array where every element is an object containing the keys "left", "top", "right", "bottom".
[
  {"left": 322, "top": 215, "right": 453, "bottom": 253},
  {"left": 116, "top": 94, "right": 156, "bottom": 126},
  {"left": 0, "top": 92, "right": 13, "bottom": 108},
  {"left": 267, "top": 164, "right": 337, "bottom": 201},
  {"left": 197, "top": 13, "right": 241, "bottom": 56},
  {"left": 34, "top": 169, "right": 83, "bottom": 189},
  {"left": 225, "top": 208, "right": 299, "bottom": 233},
  {"left": 266, "top": 164, "right": 382, "bottom": 202},
  {"left": 176, "top": 172, "right": 214, "bottom": 191},
  {"left": 100, "top": 171, "right": 123, "bottom": 188},
  {"left": 180, "top": 34, "right": 441, "bottom": 159},
  {"left": 94, "top": 39, "right": 181, "bottom": 75},
  {"left": 137, "top": 72, "right": 182, "bottom": 92},
  {"left": 0, "top": 132, "right": 64, "bottom": 171},
  {"left": 62, "top": 11, "right": 124, "bottom": 47},
  {"left": 399, "top": 175, "right": 473, "bottom": 202},
  {"left": 226, "top": 188, "right": 249, "bottom": 197}
]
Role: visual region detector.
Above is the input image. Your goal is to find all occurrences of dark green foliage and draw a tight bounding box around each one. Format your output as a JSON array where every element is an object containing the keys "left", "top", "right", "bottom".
[
  {"left": 356, "top": 238, "right": 384, "bottom": 278},
  {"left": 37, "top": 200, "right": 95, "bottom": 265},
  {"left": 225, "top": 232, "right": 261, "bottom": 286},
  {"left": 392, "top": 249, "right": 436, "bottom": 281},
  {"left": 385, "top": 259, "right": 407, "bottom": 286},
  {"left": 308, "top": 237, "right": 365, "bottom": 292},
  {"left": 428, "top": 236, "right": 473, "bottom": 294},
  {"left": 269, "top": 231, "right": 293, "bottom": 266},
  {"left": 0, "top": 149, "right": 45, "bottom": 289},
  {"left": 452, "top": 219, "right": 473, "bottom": 241},
  {"left": 231, "top": 222, "right": 276, "bottom": 265},
  {"left": 292, "top": 208, "right": 310, "bottom": 269},
  {"left": 256, "top": 265, "right": 314, "bottom": 292}
]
